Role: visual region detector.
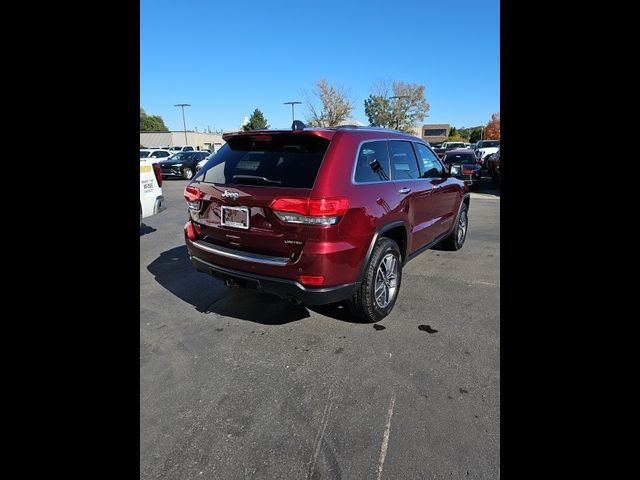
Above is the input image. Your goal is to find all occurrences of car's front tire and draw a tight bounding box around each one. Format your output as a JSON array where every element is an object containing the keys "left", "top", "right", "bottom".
[
  {"left": 348, "top": 237, "right": 402, "bottom": 323},
  {"left": 183, "top": 167, "right": 194, "bottom": 180}
]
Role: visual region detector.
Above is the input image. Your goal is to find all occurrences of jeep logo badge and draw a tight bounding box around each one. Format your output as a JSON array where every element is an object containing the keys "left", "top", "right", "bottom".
[{"left": 221, "top": 190, "right": 239, "bottom": 200}]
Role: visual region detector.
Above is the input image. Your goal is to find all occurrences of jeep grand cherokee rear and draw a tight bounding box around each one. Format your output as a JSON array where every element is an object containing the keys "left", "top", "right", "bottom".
[{"left": 184, "top": 124, "right": 469, "bottom": 322}]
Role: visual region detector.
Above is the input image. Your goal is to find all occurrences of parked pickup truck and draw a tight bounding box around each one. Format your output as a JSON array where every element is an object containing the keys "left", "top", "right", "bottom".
[
  {"left": 474, "top": 140, "right": 500, "bottom": 168},
  {"left": 140, "top": 157, "right": 166, "bottom": 225}
]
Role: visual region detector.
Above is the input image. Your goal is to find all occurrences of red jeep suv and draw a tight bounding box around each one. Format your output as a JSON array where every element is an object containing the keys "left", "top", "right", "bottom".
[{"left": 184, "top": 123, "right": 470, "bottom": 322}]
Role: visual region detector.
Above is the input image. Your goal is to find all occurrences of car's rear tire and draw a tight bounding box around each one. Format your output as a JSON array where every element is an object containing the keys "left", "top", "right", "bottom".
[
  {"left": 347, "top": 237, "right": 402, "bottom": 323},
  {"left": 440, "top": 202, "right": 469, "bottom": 251},
  {"left": 183, "top": 167, "right": 194, "bottom": 180}
]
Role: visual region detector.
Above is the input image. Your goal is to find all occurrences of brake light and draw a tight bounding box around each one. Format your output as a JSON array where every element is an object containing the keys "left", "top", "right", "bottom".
[
  {"left": 152, "top": 163, "right": 163, "bottom": 188},
  {"left": 270, "top": 197, "right": 349, "bottom": 225},
  {"left": 299, "top": 275, "right": 324, "bottom": 285},
  {"left": 184, "top": 185, "right": 203, "bottom": 211},
  {"left": 185, "top": 221, "right": 202, "bottom": 241},
  {"left": 463, "top": 168, "right": 474, "bottom": 174}
]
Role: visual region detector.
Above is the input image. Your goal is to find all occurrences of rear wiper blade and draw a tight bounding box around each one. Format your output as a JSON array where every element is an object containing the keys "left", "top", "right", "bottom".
[{"left": 232, "top": 175, "right": 282, "bottom": 184}]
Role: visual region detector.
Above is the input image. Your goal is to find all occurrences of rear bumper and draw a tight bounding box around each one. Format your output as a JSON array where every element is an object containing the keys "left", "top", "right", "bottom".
[{"left": 189, "top": 255, "right": 356, "bottom": 305}]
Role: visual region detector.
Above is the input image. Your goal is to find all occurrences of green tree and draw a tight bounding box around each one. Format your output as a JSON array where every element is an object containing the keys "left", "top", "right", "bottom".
[
  {"left": 242, "top": 108, "right": 270, "bottom": 131},
  {"left": 363, "top": 80, "right": 430, "bottom": 133},
  {"left": 364, "top": 95, "right": 392, "bottom": 127},
  {"left": 304, "top": 79, "right": 355, "bottom": 127},
  {"left": 448, "top": 126, "right": 458, "bottom": 138},
  {"left": 140, "top": 108, "right": 169, "bottom": 132},
  {"left": 469, "top": 127, "right": 483, "bottom": 143}
]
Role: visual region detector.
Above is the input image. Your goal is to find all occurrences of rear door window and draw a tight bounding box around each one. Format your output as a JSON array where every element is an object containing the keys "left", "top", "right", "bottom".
[
  {"left": 389, "top": 141, "right": 420, "bottom": 180},
  {"left": 199, "top": 134, "right": 329, "bottom": 188},
  {"left": 354, "top": 140, "right": 390, "bottom": 183}
]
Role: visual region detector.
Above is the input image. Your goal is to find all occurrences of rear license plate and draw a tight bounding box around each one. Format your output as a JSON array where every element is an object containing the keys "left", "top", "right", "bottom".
[{"left": 221, "top": 206, "right": 250, "bottom": 229}]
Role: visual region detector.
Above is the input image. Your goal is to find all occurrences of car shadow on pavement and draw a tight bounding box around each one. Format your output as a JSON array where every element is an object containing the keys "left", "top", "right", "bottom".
[
  {"left": 474, "top": 174, "right": 500, "bottom": 197},
  {"left": 147, "top": 246, "right": 366, "bottom": 324},
  {"left": 140, "top": 223, "right": 157, "bottom": 236}
]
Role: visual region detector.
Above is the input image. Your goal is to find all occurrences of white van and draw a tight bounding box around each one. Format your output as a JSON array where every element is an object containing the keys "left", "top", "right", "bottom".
[{"left": 140, "top": 157, "right": 166, "bottom": 225}]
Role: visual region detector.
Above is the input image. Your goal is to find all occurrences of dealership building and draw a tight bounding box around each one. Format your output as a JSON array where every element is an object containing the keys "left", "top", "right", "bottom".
[
  {"left": 414, "top": 124, "right": 451, "bottom": 146},
  {"left": 140, "top": 131, "right": 225, "bottom": 152}
]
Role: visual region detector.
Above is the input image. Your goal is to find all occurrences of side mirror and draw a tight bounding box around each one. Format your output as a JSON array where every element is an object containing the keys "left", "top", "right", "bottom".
[{"left": 449, "top": 164, "right": 462, "bottom": 177}]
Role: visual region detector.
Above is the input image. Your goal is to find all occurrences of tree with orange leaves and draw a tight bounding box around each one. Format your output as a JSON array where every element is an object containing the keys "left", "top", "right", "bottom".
[{"left": 483, "top": 112, "right": 500, "bottom": 140}]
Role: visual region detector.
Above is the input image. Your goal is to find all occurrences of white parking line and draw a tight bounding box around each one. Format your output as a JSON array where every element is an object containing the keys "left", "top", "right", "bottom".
[{"left": 376, "top": 393, "right": 396, "bottom": 480}]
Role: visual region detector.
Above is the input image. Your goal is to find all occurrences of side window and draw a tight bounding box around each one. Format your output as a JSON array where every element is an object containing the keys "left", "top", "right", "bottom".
[
  {"left": 354, "top": 140, "right": 391, "bottom": 183},
  {"left": 184, "top": 146, "right": 194, "bottom": 151},
  {"left": 389, "top": 141, "right": 420, "bottom": 180},
  {"left": 159, "top": 151, "right": 169, "bottom": 158},
  {"left": 414, "top": 143, "right": 444, "bottom": 178}
]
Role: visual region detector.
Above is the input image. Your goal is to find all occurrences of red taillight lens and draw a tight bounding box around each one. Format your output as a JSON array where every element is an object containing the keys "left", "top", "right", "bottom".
[
  {"left": 270, "top": 197, "right": 349, "bottom": 216},
  {"left": 307, "top": 198, "right": 350, "bottom": 216},
  {"left": 152, "top": 163, "right": 163, "bottom": 188},
  {"left": 299, "top": 275, "right": 324, "bottom": 285},
  {"left": 270, "top": 197, "right": 308, "bottom": 215},
  {"left": 463, "top": 168, "right": 474, "bottom": 174},
  {"left": 184, "top": 186, "right": 203, "bottom": 211},
  {"left": 185, "top": 221, "right": 202, "bottom": 241},
  {"left": 270, "top": 197, "right": 349, "bottom": 225},
  {"left": 184, "top": 186, "right": 202, "bottom": 202}
]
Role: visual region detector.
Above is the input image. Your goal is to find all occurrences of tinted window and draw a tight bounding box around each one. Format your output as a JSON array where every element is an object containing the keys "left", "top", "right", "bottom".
[
  {"left": 158, "top": 151, "right": 169, "bottom": 158},
  {"left": 171, "top": 152, "right": 197, "bottom": 161},
  {"left": 442, "top": 153, "right": 477, "bottom": 165},
  {"left": 199, "top": 134, "right": 329, "bottom": 189},
  {"left": 477, "top": 140, "right": 500, "bottom": 148},
  {"left": 354, "top": 141, "right": 390, "bottom": 183},
  {"left": 389, "top": 141, "right": 420, "bottom": 180},
  {"left": 424, "top": 128, "right": 447, "bottom": 136},
  {"left": 414, "top": 143, "right": 444, "bottom": 177},
  {"left": 183, "top": 146, "right": 194, "bottom": 151},
  {"left": 446, "top": 143, "right": 465, "bottom": 149},
  {"left": 140, "top": 151, "right": 150, "bottom": 158}
]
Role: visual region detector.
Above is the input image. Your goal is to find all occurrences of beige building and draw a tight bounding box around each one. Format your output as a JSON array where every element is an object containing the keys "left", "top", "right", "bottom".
[
  {"left": 413, "top": 124, "right": 451, "bottom": 146},
  {"left": 140, "top": 131, "right": 225, "bottom": 152}
]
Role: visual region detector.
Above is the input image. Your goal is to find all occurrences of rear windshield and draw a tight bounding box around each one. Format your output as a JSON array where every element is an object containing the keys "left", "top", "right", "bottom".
[
  {"left": 442, "top": 153, "right": 477, "bottom": 164},
  {"left": 477, "top": 140, "right": 500, "bottom": 148},
  {"left": 197, "top": 134, "right": 329, "bottom": 188}
]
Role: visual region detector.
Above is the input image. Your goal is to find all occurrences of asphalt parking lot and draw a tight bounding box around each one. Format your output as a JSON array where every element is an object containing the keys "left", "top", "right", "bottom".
[{"left": 140, "top": 174, "right": 500, "bottom": 479}]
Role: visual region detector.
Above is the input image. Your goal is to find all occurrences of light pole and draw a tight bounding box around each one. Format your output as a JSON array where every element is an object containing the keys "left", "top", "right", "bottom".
[
  {"left": 283, "top": 101, "right": 302, "bottom": 124},
  {"left": 389, "top": 95, "right": 409, "bottom": 130},
  {"left": 174, "top": 103, "right": 191, "bottom": 145}
]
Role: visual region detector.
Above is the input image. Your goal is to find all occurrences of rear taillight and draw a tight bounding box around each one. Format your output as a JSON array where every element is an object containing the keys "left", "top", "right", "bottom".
[
  {"left": 463, "top": 168, "right": 474, "bottom": 174},
  {"left": 184, "top": 185, "right": 203, "bottom": 211},
  {"left": 270, "top": 197, "right": 349, "bottom": 225},
  {"left": 185, "top": 221, "right": 202, "bottom": 241},
  {"left": 152, "top": 163, "right": 163, "bottom": 188}
]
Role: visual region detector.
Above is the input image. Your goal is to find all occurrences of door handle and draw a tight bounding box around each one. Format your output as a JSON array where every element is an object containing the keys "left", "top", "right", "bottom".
[{"left": 398, "top": 187, "right": 411, "bottom": 194}]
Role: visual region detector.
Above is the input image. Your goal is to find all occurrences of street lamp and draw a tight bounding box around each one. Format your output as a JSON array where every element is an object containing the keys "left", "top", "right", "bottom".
[
  {"left": 389, "top": 95, "right": 409, "bottom": 130},
  {"left": 283, "top": 101, "right": 302, "bottom": 124},
  {"left": 174, "top": 103, "right": 191, "bottom": 145}
]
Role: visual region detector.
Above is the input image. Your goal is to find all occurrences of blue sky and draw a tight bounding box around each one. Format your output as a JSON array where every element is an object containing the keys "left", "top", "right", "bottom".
[{"left": 141, "top": 0, "right": 499, "bottom": 132}]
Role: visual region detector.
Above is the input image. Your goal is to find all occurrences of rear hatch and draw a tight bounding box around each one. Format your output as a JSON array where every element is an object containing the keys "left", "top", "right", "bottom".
[{"left": 187, "top": 132, "right": 332, "bottom": 260}]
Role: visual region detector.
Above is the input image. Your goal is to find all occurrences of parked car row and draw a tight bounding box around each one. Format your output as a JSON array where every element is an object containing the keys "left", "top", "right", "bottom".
[{"left": 486, "top": 149, "right": 500, "bottom": 183}]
